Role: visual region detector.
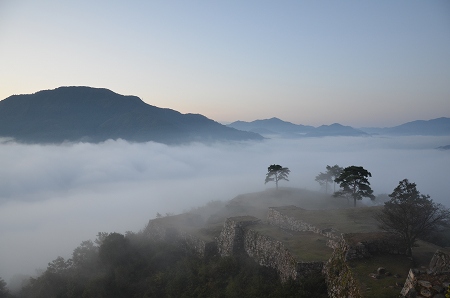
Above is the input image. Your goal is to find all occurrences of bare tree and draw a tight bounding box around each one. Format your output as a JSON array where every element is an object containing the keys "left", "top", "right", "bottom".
[{"left": 375, "top": 179, "right": 450, "bottom": 256}]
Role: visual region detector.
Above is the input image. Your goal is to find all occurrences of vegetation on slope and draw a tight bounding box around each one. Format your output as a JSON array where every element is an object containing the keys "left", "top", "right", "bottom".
[{"left": 10, "top": 231, "right": 327, "bottom": 298}]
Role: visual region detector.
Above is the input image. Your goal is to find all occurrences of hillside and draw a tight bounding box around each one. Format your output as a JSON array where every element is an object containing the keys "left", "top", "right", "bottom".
[
  {"left": 147, "top": 188, "right": 450, "bottom": 297},
  {"left": 0, "top": 86, "right": 263, "bottom": 144}
]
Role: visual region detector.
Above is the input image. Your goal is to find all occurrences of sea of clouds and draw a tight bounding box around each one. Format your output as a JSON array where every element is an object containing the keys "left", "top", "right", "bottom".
[{"left": 0, "top": 135, "right": 449, "bottom": 282}]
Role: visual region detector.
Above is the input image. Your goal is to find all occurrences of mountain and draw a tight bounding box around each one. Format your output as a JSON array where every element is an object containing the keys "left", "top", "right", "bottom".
[
  {"left": 304, "top": 123, "right": 368, "bottom": 137},
  {"left": 436, "top": 145, "right": 450, "bottom": 150},
  {"left": 228, "top": 118, "right": 315, "bottom": 138},
  {"left": 360, "top": 117, "right": 450, "bottom": 136},
  {"left": 0, "top": 86, "right": 263, "bottom": 144},
  {"left": 227, "top": 118, "right": 367, "bottom": 138}
]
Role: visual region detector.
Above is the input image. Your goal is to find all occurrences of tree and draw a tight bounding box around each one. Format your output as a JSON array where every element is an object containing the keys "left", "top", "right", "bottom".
[
  {"left": 333, "top": 166, "right": 375, "bottom": 207},
  {"left": 326, "top": 165, "right": 343, "bottom": 192},
  {"left": 375, "top": 179, "right": 450, "bottom": 256},
  {"left": 0, "top": 278, "right": 9, "bottom": 298},
  {"left": 315, "top": 172, "right": 332, "bottom": 193},
  {"left": 315, "top": 165, "right": 343, "bottom": 194},
  {"left": 265, "top": 164, "right": 290, "bottom": 190}
]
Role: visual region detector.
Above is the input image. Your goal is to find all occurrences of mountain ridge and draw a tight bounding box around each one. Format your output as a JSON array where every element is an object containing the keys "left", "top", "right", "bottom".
[
  {"left": 0, "top": 86, "right": 263, "bottom": 144},
  {"left": 228, "top": 117, "right": 450, "bottom": 137},
  {"left": 227, "top": 118, "right": 367, "bottom": 138}
]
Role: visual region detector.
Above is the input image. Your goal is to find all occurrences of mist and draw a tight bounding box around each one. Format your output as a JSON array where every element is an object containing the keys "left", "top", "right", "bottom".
[{"left": 1, "top": 135, "right": 449, "bottom": 282}]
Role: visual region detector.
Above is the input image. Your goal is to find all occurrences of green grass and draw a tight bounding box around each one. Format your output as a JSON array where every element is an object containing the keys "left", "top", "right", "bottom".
[
  {"left": 348, "top": 254, "right": 412, "bottom": 298},
  {"left": 276, "top": 205, "right": 383, "bottom": 234},
  {"left": 250, "top": 223, "right": 333, "bottom": 261}
]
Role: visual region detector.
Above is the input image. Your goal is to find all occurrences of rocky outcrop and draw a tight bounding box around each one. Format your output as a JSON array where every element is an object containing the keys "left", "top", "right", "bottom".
[
  {"left": 400, "top": 250, "right": 450, "bottom": 297},
  {"left": 429, "top": 250, "right": 450, "bottom": 274}
]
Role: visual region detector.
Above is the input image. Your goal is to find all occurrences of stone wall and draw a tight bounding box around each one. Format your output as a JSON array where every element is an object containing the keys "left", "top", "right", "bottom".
[
  {"left": 216, "top": 216, "right": 324, "bottom": 282},
  {"left": 243, "top": 228, "right": 298, "bottom": 281},
  {"left": 267, "top": 207, "right": 339, "bottom": 240},
  {"left": 343, "top": 233, "right": 408, "bottom": 260},
  {"left": 216, "top": 216, "right": 261, "bottom": 256},
  {"left": 323, "top": 239, "right": 362, "bottom": 298}
]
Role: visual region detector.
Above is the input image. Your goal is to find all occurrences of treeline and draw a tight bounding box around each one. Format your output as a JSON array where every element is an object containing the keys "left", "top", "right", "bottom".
[{"left": 5, "top": 232, "right": 327, "bottom": 298}]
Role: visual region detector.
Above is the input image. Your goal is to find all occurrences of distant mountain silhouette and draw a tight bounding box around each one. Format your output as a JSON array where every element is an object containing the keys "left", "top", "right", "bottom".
[
  {"left": 228, "top": 118, "right": 366, "bottom": 138},
  {"left": 436, "top": 145, "right": 450, "bottom": 150},
  {"left": 360, "top": 117, "right": 450, "bottom": 136},
  {"left": 228, "top": 118, "right": 314, "bottom": 138},
  {"left": 304, "top": 123, "right": 368, "bottom": 137},
  {"left": 0, "top": 87, "right": 263, "bottom": 144}
]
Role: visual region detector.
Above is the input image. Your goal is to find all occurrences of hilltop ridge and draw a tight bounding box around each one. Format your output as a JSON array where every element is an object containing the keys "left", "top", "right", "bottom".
[{"left": 0, "top": 86, "right": 263, "bottom": 144}]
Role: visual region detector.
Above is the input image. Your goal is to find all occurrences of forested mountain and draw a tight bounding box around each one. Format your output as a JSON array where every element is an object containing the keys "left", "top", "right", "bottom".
[{"left": 0, "top": 87, "right": 263, "bottom": 144}]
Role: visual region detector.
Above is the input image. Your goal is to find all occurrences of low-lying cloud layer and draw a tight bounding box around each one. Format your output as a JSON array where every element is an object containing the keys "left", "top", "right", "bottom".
[{"left": 1, "top": 136, "right": 449, "bottom": 282}]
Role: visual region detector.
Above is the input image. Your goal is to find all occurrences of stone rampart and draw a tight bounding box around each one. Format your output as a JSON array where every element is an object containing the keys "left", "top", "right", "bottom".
[
  {"left": 216, "top": 216, "right": 324, "bottom": 282},
  {"left": 323, "top": 239, "right": 362, "bottom": 298},
  {"left": 267, "top": 207, "right": 339, "bottom": 240}
]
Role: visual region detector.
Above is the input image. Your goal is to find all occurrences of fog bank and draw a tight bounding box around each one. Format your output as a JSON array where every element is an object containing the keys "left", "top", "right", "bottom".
[{"left": 0, "top": 136, "right": 449, "bottom": 282}]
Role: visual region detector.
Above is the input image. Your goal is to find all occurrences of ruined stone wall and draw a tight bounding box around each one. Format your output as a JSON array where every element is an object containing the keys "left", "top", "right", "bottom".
[
  {"left": 216, "top": 216, "right": 260, "bottom": 256},
  {"left": 243, "top": 228, "right": 298, "bottom": 282},
  {"left": 343, "top": 233, "right": 408, "bottom": 260},
  {"left": 323, "top": 240, "right": 362, "bottom": 298},
  {"left": 267, "top": 208, "right": 338, "bottom": 239},
  {"left": 216, "top": 216, "right": 323, "bottom": 282}
]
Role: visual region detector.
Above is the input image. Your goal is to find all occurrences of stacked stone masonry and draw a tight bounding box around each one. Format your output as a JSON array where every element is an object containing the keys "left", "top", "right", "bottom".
[{"left": 144, "top": 208, "right": 449, "bottom": 297}]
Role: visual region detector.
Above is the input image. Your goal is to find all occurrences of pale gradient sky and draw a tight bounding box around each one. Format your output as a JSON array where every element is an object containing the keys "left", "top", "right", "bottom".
[{"left": 1, "top": 0, "right": 449, "bottom": 127}]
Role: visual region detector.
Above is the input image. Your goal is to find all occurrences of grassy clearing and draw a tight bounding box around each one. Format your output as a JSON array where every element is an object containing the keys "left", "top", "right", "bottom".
[
  {"left": 250, "top": 223, "right": 333, "bottom": 261},
  {"left": 348, "top": 254, "right": 412, "bottom": 298},
  {"left": 277, "top": 206, "right": 383, "bottom": 234}
]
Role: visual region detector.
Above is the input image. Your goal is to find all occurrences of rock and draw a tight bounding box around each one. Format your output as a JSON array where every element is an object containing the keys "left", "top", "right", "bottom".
[
  {"left": 433, "top": 294, "right": 445, "bottom": 298},
  {"left": 369, "top": 273, "right": 379, "bottom": 279},
  {"left": 394, "top": 273, "right": 401, "bottom": 278},
  {"left": 385, "top": 271, "right": 391, "bottom": 276},
  {"left": 377, "top": 267, "right": 386, "bottom": 275},
  {"left": 420, "top": 288, "right": 432, "bottom": 297},
  {"left": 395, "top": 282, "right": 403, "bottom": 287},
  {"left": 418, "top": 280, "right": 432, "bottom": 288},
  {"left": 432, "top": 285, "right": 444, "bottom": 293},
  {"left": 406, "top": 288, "right": 417, "bottom": 297}
]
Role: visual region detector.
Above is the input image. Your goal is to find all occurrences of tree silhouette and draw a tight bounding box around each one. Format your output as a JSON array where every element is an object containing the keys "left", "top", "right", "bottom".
[
  {"left": 265, "top": 164, "right": 290, "bottom": 190},
  {"left": 333, "top": 166, "right": 375, "bottom": 207},
  {"left": 315, "top": 165, "right": 343, "bottom": 194},
  {"left": 315, "top": 172, "right": 332, "bottom": 193},
  {"left": 375, "top": 179, "right": 450, "bottom": 256},
  {"left": 326, "top": 165, "right": 343, "bottom": 192}
]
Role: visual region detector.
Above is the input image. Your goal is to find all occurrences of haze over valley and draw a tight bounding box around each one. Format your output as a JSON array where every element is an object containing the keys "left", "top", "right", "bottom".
[
  {"left": 1, "top": 129, "right": 449, "bottom": 282},
  {"left": 1, "top": 1, "right": 450, "bottom": 296}
]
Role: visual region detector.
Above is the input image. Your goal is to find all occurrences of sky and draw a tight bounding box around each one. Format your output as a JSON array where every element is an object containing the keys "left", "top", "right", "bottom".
[
  {"left": 1, "top": 0, "right": 449, "bottom": 127},
  {"left": 1, "top": 135, "right": 449, "bottom": 283}
]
